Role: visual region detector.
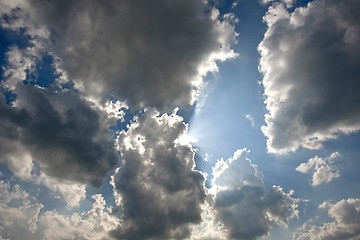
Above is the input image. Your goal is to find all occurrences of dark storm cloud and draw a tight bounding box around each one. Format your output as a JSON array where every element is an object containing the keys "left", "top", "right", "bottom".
[
  {"left": 259, "top": 0, "right": 360, "bottom": 153},
  {"left": 0, "top": 84, "right": 118, "bottom": 187},
  {"left": 19, "top": 0, "right": 237, "bottom": 110},
  {"left": 112, "top": 109, "right": 206, "bottom": 239}
]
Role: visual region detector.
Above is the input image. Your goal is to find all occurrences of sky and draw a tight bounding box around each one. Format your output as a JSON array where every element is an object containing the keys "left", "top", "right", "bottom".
[{"left": 0, "top": 0, "right": 359, "bottom": 239}]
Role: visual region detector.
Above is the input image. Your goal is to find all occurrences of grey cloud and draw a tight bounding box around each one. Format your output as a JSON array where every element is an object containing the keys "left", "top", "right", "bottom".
[
  {"left": 211, "top": 149, "right": 298, "bottom": 240},
  {"left": 0, "top": 84, "right": 119, "bottom": 187},
  {"left": 112, "top": 109, "right": 206, "bottom": 239},
  {"left": 259, "top": 0, "right": 360, "bottom": 153},
  {"left": 294, "top": 198, "right": 360, "bottom": 240},
  {"left": 10, "top": 0, "right": 237, "bottom": 110}
]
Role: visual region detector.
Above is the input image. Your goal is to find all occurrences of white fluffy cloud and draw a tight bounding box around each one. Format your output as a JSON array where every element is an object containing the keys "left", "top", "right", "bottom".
[
  {"left": 294, "top": 198, "right": 360, "bottom": 240},
  {"left": 112, "top": 108, "right": 206, "bottom": 239},
  {"left": 296, "top": 152, "right": 340, "bottom": 186},
  {"left": 210, "top": 149, "right": 299, "bottom": 239},
  {"left": 259, "top": 0, "right": 360, "bottom": 153}
]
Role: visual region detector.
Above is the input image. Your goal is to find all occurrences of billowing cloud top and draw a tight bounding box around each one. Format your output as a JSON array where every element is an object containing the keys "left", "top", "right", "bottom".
[
  {"left": 112, "top": 109, "right": 206, "bottom": 239},
  {"left": 259, "top": 0, "right": 360, "bottom": 153}
]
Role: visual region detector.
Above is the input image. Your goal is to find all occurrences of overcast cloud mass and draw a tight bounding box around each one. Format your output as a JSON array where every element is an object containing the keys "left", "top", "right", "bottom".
[{"left": 0, "top": 0, "right": 359, "bottom": 239}]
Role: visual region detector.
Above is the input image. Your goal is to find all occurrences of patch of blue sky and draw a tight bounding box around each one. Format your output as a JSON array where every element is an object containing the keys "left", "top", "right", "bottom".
[
  {"left": 189, "top": 0, "right": 269, "bottom": 181},
  {"left": 27, "top": 55, "right": 60, "bottom": 88}
]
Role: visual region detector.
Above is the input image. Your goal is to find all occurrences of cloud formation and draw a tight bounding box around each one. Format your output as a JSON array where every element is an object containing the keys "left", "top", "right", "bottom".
[
  {"left": 210, "top": 149, "right": 299, "bottom": 239},
  {"left": 0, "top": 180, "right": 43, "bottom": 240},
  {"left": 294, "top": 198, "right": 360, "bottom": 240},
  {"left": 0, "top": 180, "right": 119, "bottom": 240},
  {"left": 259, "top": 0, "right": 360, "bottom": 153},
  {"left": 0, "top": 84, "right": 119, "bottom": 187},
  {"left": 0, "top": 0, "right": 240, "bottom": 238},
  {"left": 2, "top": 0, "right": 237, "bottom": 110},
  {"left": 112, "top": 109, "right": 206, "bottom": 239},
  {"left": 296, "top": 152, "right": 340, "bottom": 186}
]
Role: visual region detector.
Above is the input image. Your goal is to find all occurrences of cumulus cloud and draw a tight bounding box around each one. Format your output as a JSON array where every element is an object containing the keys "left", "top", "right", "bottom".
[
  {"left": 38, "top": 194, "right": 120, "bottom": 240},
  {"left": 111, "top": 108, "right": 206, "bottom": 239},
  {"left": 210, "top": 149, "right": 299, "bottom": 239},
  {"left": 294, "top": 198, "right": 360, "bottom": 240},
  {"left": 0, "top": 180, "right": 119, "bottom": 240},
  {"left": 0, "top": 32, "right": 120, "bottom": 189},
  {"left": 1, "top": 0, "right": 237, "bottom": 110},
  {"left": 0, "top": 180, "right": 43, "bottom": 240},
  {"left": 259, "top": 0, "right": 360, "bottom": 153},
  {"left": 296, "top": 152, "right": 340, "bottom": 186},
  {"left": 0, "top": 84, "right": 119, "bottom": 187}
]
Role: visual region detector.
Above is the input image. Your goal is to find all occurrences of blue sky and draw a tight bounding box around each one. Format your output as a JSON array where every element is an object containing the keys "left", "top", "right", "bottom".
[{"left": 0, "top": 0, "right": 360, "bottom": 239}]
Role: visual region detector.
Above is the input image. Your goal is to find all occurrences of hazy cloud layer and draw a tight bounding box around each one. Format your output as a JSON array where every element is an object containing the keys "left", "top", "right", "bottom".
[
  {"left": 296, "top": 152, "right": 340, "bottom": 186},
  {"left": 294, "top": 198, "right": 360, "bottom": 240},
  {"left": 210, "top": 149, "right": 299, "bottom": 239},
  {"left": 259, "top": 0, "right": 360, "bottom": 153},
  {"left": 112, "top": 109, "right": 206, "bottom": 239},
  {"left": 2, "top": 0, "right": 237, "bottom": 110}
]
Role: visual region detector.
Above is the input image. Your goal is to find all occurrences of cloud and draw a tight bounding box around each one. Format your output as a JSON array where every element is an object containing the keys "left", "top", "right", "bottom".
[
  {"left": 260, "top": 0, "right": 295, "bottom": 8},
  {"left": 111, "top": 108, "right": 206, "bottom": 239},
  {"left": 0, "top": 85, "right": 119, "bottom": 187},
  {"left": 0, "top": 180, "right": 119, "bottom": 240},
  {"left": 246, "top": 114, "right": 255, "bottom": 127},
  {"left": 294, "top": 198, "right": 360, "bottom": 240},
  {"left": 1, "top": 0, "right": 237, "bottom": 110},
  {"left": 0, "top": 82, "right": 119, "bottom": 188},
  {"left": 37, "top": 194, "right": 120, "bottom": 240},
  {"left": 210, "top": 149, "right": 299, "bottom": 239},
  {"left": 296, "top": 152, "right": 340, "bottom": 186},
  {"left": 258, "top": 0, "right": 360, "bottom": 153},
  {"left": 0, "top": 180, "right": 43, "bottom": 240},
  {"left": 0, "top": 32, "right": 120, "bottom": 189}
]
